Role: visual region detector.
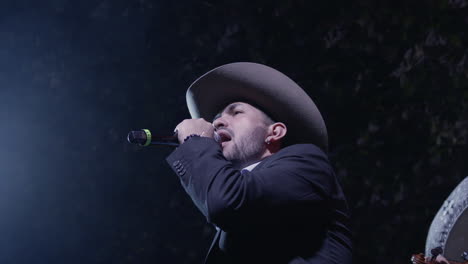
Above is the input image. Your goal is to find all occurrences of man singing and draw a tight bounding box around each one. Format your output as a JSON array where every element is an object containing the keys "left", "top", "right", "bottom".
[{"left": 166, "top": 62, "right": 352, "bottom": 264}]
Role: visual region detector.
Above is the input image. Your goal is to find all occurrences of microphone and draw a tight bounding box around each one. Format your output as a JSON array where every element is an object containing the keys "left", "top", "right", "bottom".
[
  {"left": 127, "top": 129, "right": 179, "bottom": 147},
  {"left": 127, "top": 129, "right": 220, "bottom": 147}
]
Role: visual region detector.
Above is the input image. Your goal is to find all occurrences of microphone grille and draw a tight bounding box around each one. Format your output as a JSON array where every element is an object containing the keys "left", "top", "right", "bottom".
[{"left": 127, "top": 130, "right": 148, "bottom": 145}]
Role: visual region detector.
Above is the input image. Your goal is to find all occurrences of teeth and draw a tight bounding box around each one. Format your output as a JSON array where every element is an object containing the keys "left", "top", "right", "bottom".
[{"left": 214, "top": 132, "right": 221, "bottom": 143}]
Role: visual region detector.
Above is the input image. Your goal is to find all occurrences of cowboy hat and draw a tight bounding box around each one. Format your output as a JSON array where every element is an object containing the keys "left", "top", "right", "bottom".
[{"left": 185, "top": 62, "right": 328, "bottom": 151}]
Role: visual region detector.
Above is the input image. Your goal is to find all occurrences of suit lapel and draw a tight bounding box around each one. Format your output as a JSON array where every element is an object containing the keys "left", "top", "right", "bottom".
[
  {"left": 204, "top": 229, "right": 221, "bottom": 264},
  {"left": 204, "top": 154, "right": 277, "bottom": 263}
]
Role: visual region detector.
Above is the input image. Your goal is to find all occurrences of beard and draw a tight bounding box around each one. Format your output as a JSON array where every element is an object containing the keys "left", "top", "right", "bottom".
[{"left": 223, "top": 126, "right": 268, "bottom": 169}]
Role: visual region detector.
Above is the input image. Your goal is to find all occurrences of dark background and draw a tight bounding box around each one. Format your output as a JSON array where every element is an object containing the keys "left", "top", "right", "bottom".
[{"left": 0, "top": 0, "right": 467, "bottom": 263}]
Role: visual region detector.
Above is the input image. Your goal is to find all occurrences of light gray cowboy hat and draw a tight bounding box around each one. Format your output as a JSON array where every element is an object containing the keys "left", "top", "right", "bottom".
[
  {"left": 185, "top": 62, "right": 328, "bottom": 151},
  {"left": 425, "top": 177, "right": 468, "bottom": 261}
]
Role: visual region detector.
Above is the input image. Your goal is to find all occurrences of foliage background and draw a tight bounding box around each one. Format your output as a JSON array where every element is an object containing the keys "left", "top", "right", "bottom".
[{"left": 0, "top": 0, "right": 467, "bottom": 263}]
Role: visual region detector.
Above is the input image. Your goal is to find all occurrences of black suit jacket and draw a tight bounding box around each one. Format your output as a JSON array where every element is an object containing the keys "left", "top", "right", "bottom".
[{"left": 167, "top": 137, "right": 352, "bottom": 264}]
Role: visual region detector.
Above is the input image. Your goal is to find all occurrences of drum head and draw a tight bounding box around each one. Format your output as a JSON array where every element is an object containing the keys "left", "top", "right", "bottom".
[
  {"left": 444, "top": 208, "right": 468, "bottom": 260},
  {"left": 425, "top": 177, "right": 468, "bottom": 261}
]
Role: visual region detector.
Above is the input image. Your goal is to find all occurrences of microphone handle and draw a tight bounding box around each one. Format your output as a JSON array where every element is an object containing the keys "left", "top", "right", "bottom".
[{"left": 149, "top": 134, "right": 179, "bottom": 146}]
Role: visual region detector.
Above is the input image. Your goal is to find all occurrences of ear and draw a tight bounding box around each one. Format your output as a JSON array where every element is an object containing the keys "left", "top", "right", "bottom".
[{"left": 266, "top": 122, "right": 287, "bottom": 144}]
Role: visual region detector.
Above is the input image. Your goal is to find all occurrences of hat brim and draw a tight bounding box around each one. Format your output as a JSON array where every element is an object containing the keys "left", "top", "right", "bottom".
[{"left": 186, "top": 62, "right": 328, "bottom": 151}]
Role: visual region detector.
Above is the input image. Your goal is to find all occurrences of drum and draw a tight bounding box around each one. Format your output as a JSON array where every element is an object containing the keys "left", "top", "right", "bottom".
[{"left": 425, "top": 177, "right": 468, "bottom": 261}]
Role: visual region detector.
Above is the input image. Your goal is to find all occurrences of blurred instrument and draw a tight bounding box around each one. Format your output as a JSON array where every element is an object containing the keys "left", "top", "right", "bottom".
[{"left": 411, "top": 247, "right": 468, "bottom": 264}]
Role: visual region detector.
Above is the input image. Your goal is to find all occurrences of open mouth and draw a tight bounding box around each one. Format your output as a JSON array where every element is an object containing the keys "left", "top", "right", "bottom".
[{"left": 216, "top": 130, "right": 232, "bottom": 146}]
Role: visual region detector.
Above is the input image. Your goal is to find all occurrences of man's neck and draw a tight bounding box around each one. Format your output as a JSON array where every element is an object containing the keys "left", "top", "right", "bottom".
[
  {"left": 232, "top": 147, "right": 279, "bottom": 170},
  {"left": 237, "top": 152, "right": 272, "bottom": 170}
]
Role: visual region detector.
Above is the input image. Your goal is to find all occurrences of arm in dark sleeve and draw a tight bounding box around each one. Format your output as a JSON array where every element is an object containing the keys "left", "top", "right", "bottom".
[{"left": 166, "top": 136, "right": 335, "bottom": 230}]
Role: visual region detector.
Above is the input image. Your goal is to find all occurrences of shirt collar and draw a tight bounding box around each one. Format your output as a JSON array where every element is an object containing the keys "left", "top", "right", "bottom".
[{"left": 242, "top": 161, "right": 261, "bottom": 172}]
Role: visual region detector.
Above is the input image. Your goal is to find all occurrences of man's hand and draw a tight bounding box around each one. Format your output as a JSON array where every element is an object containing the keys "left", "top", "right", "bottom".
[
  {"left": 425, "top": 255, "right": 450, "bottom": 264},
  {"left": 174, "top": 118, "right": 215, "bottom": 144},
  {"left": 434, "top": 255, "right": 449, "bottom": 264}
]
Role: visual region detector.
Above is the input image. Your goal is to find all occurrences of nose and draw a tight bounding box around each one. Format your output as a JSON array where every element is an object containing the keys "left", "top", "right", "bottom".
[{"left": 213, "top": 116, "right": 227, "bottom": 130}]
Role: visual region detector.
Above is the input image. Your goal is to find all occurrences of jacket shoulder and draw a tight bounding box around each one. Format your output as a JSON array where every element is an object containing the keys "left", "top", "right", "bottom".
[{"left": 265, "top": 143, "right": 329, "bottom": 164}]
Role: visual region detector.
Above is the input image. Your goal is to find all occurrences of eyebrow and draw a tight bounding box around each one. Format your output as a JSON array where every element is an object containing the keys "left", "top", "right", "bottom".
[{"left": 213, "top": 103, "right": 243, "bottom": 121}]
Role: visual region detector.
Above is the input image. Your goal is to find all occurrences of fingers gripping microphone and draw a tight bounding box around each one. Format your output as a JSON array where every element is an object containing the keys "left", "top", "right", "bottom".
[
  {"left": 127, "top": 129, "right": 221, "bottom": 147},
  {"left": 127, "top": 129, "right": 179, "bottom": 147}
]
